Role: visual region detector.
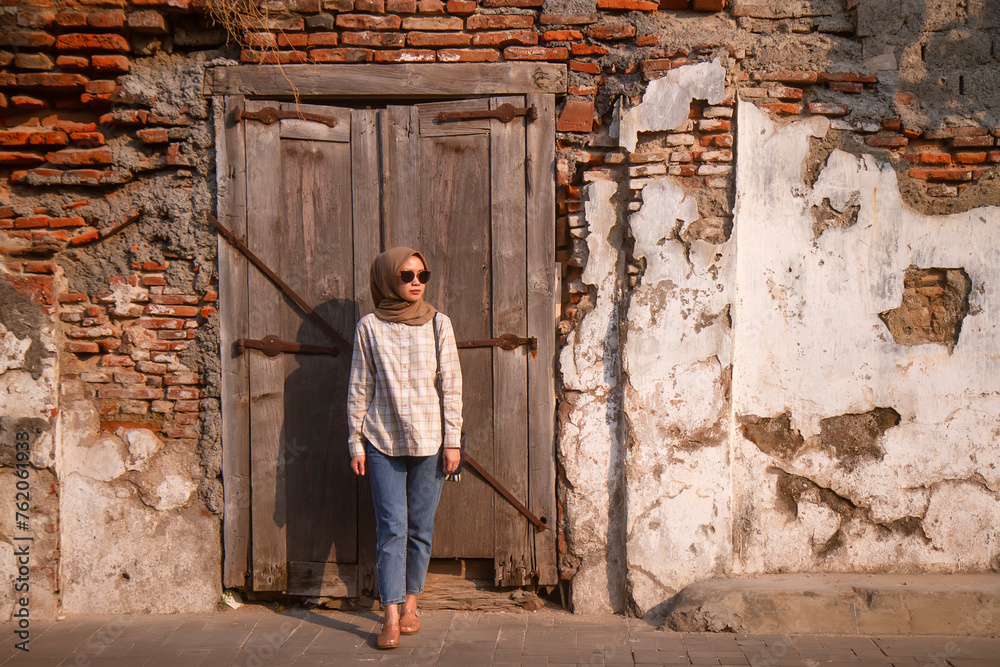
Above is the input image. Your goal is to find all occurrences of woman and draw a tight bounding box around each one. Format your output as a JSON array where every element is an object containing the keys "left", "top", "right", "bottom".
[{"left": 347, "top": 247, "right": 463, "bottom": 650}]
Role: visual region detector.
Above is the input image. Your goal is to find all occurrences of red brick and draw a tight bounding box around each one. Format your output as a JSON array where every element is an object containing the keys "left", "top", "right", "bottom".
[
  {"left": 882, "top": 118, "right": 902, "bottom": 131},
  {"left": 919, "top": 152, "right": 951, "bottom": 165},
  {"left": 951, "top": 136, "right": 995, "bottom": 147},
  {"left": 6, "top": 275, "right": 55, "bottom": 305},
  {"left": 922, "top": 127, "right": 989, "bottom": 139},
  {"left": 808, "top": 102, "right": 848, "bottom": 116},
  {"left": 402, "top": 15, "right": 462, "bottom": 29},
  {"left": 240, "top": 49, "right": 309, "bottom": 64},
  {"left": 659, "top": 0, "right": 691, "bottom": 8},
  {"left": 407, "top": 31, "right": 471, "bottom": 46},
  {"left": 137, "top": 127, "right": 169, "bottom": 144},
  {"left": 55, "top": 33, "right": 131, "bottom": 52},
  {"left": 760, "top": 103, "right": 802, "bottom": 115},
  {"left": 907, "top": 168, "right": 974, "bottom": 181},
  {"left": 445, "top": 0, "right": 475, "bottom": 10},
  {"left": 14, "top": 53, "right": 55, "bottom": 70},
  {"left": 336, "top": 13, "right": 402, "bottom": 29},
  {"left": 769, "top": 85, "right": 802, "bottom": 100},
  {"left": 173, "top": 399, "right": 201, "bottom": 411},
  {"left": 505, "top": 45, "right": 568, "bottom": 60},
  {"left": 597, "top": 0, "right": 657, "bottom": 8},
  {"left": 66, "top": 340, "right": 100, "bottom": 354},
  {"left": 70, "top": 228, "right": 100, "bottom": 245},
  {"left": 14, "top": 215, "right": 50, "bottom": 228},
  {"left": 569, "top": 61, "right": 601, "bottom": 74},
  {"left": 828, "top": 81, "right": 863, "bottom": 93},
  {"left": 244, "top": 32, "right": 276, "bottom": 48},
  {"left": 164, "top": 373, "right": 202, "bottom": 385},
  {"left": 587, "top": 24, "right": 636, "bottom": 40},
  {"left": 69, "top": 132, "right": 104, "bottom": 147},
  {"left": 84, "top": 79, "right": 118, "bottom": 95},
  {"left": 374, "top": 49, "right": 436, "bottom": 61},
  {"left": 542, "top": 29, "right": 583, "bottom": 41},
  {"left": 557, "top": 99, "right": 594, "bottom": 133},
  {"left": 417, "top": 0, "right": 444, "bottom": 9},
  {"left": 307, "top": 31, "right": 341, "bottom": 45},
  {"left": 636, "top": 34, "right": 657, "bottom": 46},
  {"left": 56, "top": 11, "right": 88, "bottom": 26},
  {"left": 818, "top": 72, "right": 877, "bottom": 84},
  {"left": 436, "top": 48, "right": 497, "bottom": 62},
  {"left": 310, "top": 48, "right": 373, "bottom": 62},
  {"left": 989, "top": 152, "right": 1000, "bottom": 163},
  {"left": 387, "top": 0, "right": 417, "bottom": 10},
  {"left": 159, "top": 331, "right": 189, "bottom": 340},
  {"left": 127, "top": 10, "right": 168, "bottom": 32},
  {"left": 97, "top": 386, "right": 163, "bottom": 399},
  {"left": 91, "top": 55, "right": 130, "bottom": 74},
  {"left": 45, "top": 147, "right": 113, "bottom": 165},
  {"left": 572, "top": 43, "right": 607, "bottom": 55},
  {"left": 355, "top": 0, "right": 385, "bottom": 10},
  {"left": 17, "top": 10, "right": 55, "bottom": 27},
  {"left": 23, "top": 261, "right": 55, "bottom": 274},
  {"left": 4, "top": 31, "right": 56, "bottom": 48},
  {"left": 50, "top": 216, "right": 86, "bottom": 227},
  {"left": 466, "top": 14, "right": 533, "bottom": 29},
  {"left": 11, "top": 96, "right": 49, "bottom": 110},
  {"left": 16, "top": 73, "right": 90, "bottom": 90},
  {"left": 865, "top": 136, "right": 908, "bottom": 148},
  {"left": 471, "top": 30, "right": 538, "bottom": 46},
  {"left": 89, "top": 10, "right": 126, "bottom": 27},
  {"left": 954, "top": 152, "right": 988, "bottom": 164},
  {"left": 481, "top": 0, "right": 542, "bottom": 6},
  {"left": 0, "top": 152, "right": 45, "bottom": 166},
  {"left": 203, "top": 290, "right": 218, "bottom": 302},
  {"left": 277, "top": 33, "right": 309, "bottom": 47},
  {"left": 692, "top": 0, "right": 723, "bottom": 8},
  {"left": 146, "top": 304, "right": 199, "bottom": 316},
  {"left": 166, "top": 386, "right": 200, "bottom": 400},
  {"left": 754, "top": 70, "right": 819, "bottom": 84}
]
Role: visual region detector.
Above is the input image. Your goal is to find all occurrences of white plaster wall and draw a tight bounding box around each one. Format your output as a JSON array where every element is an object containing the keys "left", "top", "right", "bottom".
[
  {"left": 732, "top": 100, "right": 1000, "bottom": 573},
  {"left": 624, "top": 178, "right": 733, "bottom": 615}
]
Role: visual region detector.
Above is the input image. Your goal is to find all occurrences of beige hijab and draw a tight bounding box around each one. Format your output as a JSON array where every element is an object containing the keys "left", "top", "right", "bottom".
[{"left": 370, "top": 247, "right": 436, "bottom": 326}]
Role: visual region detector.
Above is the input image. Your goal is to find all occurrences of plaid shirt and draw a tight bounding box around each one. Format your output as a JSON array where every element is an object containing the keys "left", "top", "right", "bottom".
[{"left": 347, "top": 312, "right": 463, "bottom": 458}]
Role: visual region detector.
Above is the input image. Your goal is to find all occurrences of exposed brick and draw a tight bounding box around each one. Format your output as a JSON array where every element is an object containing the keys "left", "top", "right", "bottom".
[
  {"left": 240, "top": 49, "right": 309, "bottom": 64},
  {"left": 306, "top": 31, "right": 340, "bottom": 45},
  {"left": 14, "top": 53, "right": 55, "bottom": 70},
  {"left": 417, "top": 0, "right": 445, "bottom": 12},
  {"left": 374, "top": 48, "right": 436, "bottom": 61},
  {"left": 587, "top": 25, "right": 636, "bottom": 40},
  {"left": 466, "top": 14, "right": 533, "bottom": 29},
  {"left": 402, "top": 15, "right": 463, "bottom": 29},
  {"left": 865, "top": 136, "right": 908, "bottom": 148},
  {"left": 954, "top": 152, "right": 988, "bottom": 164},
  {"left": 636, "top": 34, "right": 657, "bottom": 46},
  {"left": 504, "top": 45, "right": 568, "bottom": 60},
  {"left": 97, "top": 386, "right": 163, "bottom": 400},
  {"left": 55, "top": 33, "right": 131, "bottom": 52},
  {"left": 336, "top": 13, "right": 402, "bottom": 29},
  {"left": 59, "top": 292, "right": 89, "bottom": 303},
  {"left": 131, "top": 0, "right": 190, "bottom": 9},
  {"left": 481, "top": 0, "right": 543, "bottom": 6},
  {"left": 88, "top": 10, "right": 126, "bottom": 27},
  {"left": 828, "top": 81, "right": 863, "bottom": 93},
  {"left": 557, "top": 99, "right": 594, "bottom": 133},
  {"left": 70, "top": 130, "right": 106, "bottom": 146},
  {"left": 471, "top": 30, "right": 538, "bottom": 46},
  {"left": 355, "top": 0, "right": 385, "bottom": 10},
  {"left": 306, "top": 13, "right": 336, "bottom": 28},
  {"left": 437, "top": 48, "right": 500, "bottom": 62},
  {"left": 760, "top": 103, "right": 802, "bottom": 115},
  {"left": 16, "top": 73, "right": 90, "bottom": 90},
  {"left": 146, "top": 303, "right": 199, "bottom": 316},
  {"left": 571, "top": 43, "right": 607, "bottom": 56},
  {"left": 323, "top": 0, "right": 356, "bottom": 10},
  {"left": 919, "top": 152, "right": 951, "bottom": 165},
  {"left": 164, "top": 373, "right": 201, "bottom": 385},
  {"left": 818, "top": 72, "right": 877, "bottom": 84},
  {"left": 989, "top": 151, "right": 1000, "bottom": 163},
  {"left": 753, "top": 70, "right": 819, "bottom": 84},
  {"left": 4, "top": 31, "right": 56, "bottom": 48},
  {"left": 907, "top": 168, "right": 975, "bottom": 181},
  {"left": 166, "top": 386, "right": 200, "bottom": 400},
  {"left": 56, "top": 11, "right": 89, "bottom": 27},
  {"left": 542, "top": 29, "right": 583, "bottom": 41},
  {"left": 12, "top": 96, "right": 49, "bottom": 110},
  {"left": 387, "top": 0, "right": 417, "bottom": 9},
  {"left": 45, "top": 147, "right": 113, "bottom": 165},
  {"left": 808, "top": 102, "right": 848, "bottom": 116},
  {"left": 23, "top": 261, "right": 55, "bottom": 274},
  {"left": 446, "top": 0, "right": 476, "bottom": 12},
  {"left": 100, "top": 354, "right": 135, "bottom": 367},
  {"left": 691, "top": 0, "right": 723, "bottom": 8},
  {"left": 66, "top": 340, "right": 100, "bottom": 354},
  {"left": 569, "top": 61, "right": 601, "bottom": 74},
  {"left": 951, "top": 136, "right": 994, "bottom": 147},
  {"left": 344, "top": 30, "right": 406, "bottom": 49},
  {"left": 882, "top": 118, "right": 902, "bottom": 131},
  {"left": 407, "top": 32, "right": 472, "bottom": 46},
  {"left": 85, "top": 79, "right": 118, "bottom": 94},
  {"left": 91, "top": 55, "right": 130, "bottom": 74},
  {"left": 596, "top": 0, "right": 658, "bottom": 9},
  {"left": 923, "top": 127, "right": 989, "bottom": 139},
  {"left": 768, "top": 85, "right": 802, "bottom": 100},
  {"left": 0, "top": 152, "right": 45, "bottom": 166},
  {"left": 245, "top": 32, "right": 277, "bottom": 48},
  {"left": 137, "top": 127, "right": 169, "bottom": 144},
  {"left": 310, "top": 48, "right": 373, "bottom": 62},
  {"left": 127, "top": 10, "right": 168, "bottom": 32},
  {"left": 49, "top": 216, "right": 86, "bottom": 227}
]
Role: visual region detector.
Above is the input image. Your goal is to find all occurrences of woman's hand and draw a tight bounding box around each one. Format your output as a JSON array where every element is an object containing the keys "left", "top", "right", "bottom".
[
  {"left": 351, "top": 455, "right": 366, "bottom": 476},
  {"left": 443, "top": 448, "right": 461, "bottom": 474}
]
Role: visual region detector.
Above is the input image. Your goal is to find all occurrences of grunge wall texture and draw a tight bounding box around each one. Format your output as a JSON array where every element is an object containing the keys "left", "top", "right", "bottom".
[{"left": 1, "top": 0, "right": 998, "bottom": 616}]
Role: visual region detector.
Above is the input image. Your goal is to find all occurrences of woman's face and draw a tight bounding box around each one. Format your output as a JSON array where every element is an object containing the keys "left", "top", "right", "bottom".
[{"left": 398, "top": 255, "right": 426, "bottom": 303}]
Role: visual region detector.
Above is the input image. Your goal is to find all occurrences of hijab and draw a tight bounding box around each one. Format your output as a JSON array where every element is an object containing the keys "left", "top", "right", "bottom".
[{"left": 370, "top": 246, "right": 436, "bottom": 326}]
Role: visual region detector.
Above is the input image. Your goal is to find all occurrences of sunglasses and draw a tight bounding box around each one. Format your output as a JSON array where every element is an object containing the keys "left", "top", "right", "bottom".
[{"left": 399, "top": 269, "right": 431, "bottom": 284}]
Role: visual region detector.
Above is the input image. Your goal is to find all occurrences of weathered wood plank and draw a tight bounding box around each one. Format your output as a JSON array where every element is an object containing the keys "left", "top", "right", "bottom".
[
  {"left": 278, "top": 103, "right": 351, "bottom": 142},
  {"left": 490, "top": 95, "right": 531, "bottom": 586},
  {"left": 245, "top": 98, "right": 288, "bottom": 592},
  {"left": 287, "top": 561, "right": 357, "bottom": 597},
  {"left": 352, "top": 108, "right": 381, "bottom": 596},
  {"left": 525, "top": 93, "right": 558, "bottom": 587},
  {"left": 277, "top": 109, "right": 358, "bottom": 568},
  {"left": 383, "top": 106, "right": 419, "bottom": 248},
  {"left": 417, "top": 99, "right": 490, "bottom": 137},
  {"left": 207, "top": 63, "right": 568, "bottom": 97},
  {"left": 412, "top": 103, "right": 495, "bottom": 559},
  {"left": 217, "top": 94, "right": 252, "bottom": 590}
]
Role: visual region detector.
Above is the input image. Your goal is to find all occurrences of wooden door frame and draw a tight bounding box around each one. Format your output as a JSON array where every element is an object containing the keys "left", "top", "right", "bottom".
[{"left": 211, "top": 63, "right": 564, "bottom": 592}]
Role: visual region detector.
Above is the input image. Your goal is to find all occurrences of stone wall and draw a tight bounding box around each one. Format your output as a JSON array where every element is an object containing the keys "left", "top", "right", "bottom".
[{"left": 1, "top": 0, "right": 998, "bottom": 617}]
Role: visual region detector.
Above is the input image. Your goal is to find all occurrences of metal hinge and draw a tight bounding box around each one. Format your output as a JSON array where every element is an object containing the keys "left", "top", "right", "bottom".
[
  {"left": 233, "top": 107, "right": 339, "bottom": 128},
  {"left": 437, "top": 103, "right": 537, "bottom": 124}
]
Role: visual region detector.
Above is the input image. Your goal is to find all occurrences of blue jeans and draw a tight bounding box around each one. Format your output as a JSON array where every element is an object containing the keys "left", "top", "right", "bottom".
[{"left": 365, "top": 442, "right": 446, "bottom": 606}]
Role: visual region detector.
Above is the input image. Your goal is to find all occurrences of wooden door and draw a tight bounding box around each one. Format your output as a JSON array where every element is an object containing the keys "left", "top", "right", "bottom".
[{"left": 219, "top": 93, "right": 557, "bottom": 595}]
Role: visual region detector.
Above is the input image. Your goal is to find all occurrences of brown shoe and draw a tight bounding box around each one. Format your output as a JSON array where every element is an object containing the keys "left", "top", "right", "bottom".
[
  {"left": 400, "top": 610, "right": 420, "bottom": 635},
  {"left": 377, "top": 623, "right": 400, "bottom": 649}
]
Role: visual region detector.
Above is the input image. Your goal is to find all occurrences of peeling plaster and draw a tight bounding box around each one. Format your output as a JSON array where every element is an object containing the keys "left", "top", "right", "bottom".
[
  {"left": 617, "top": 59, "right": 727, "bottom": 153},
  {"left": 732, "top": 100, "right": 1000, "bottom": 575}
]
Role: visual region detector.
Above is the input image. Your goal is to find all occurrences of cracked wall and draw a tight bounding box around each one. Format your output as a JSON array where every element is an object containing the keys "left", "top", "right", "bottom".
[{"left": 732, "top": 100, "right": 1000, "bottom": 575}]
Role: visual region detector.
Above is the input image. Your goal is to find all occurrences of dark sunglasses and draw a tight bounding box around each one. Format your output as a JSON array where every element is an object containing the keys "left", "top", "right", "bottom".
[{"left": 399, "top": 269, "right": 431, "bottom": 284}]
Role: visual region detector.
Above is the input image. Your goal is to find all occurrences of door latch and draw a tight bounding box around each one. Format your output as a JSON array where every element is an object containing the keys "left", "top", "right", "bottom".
[{"left": 437, "top": 103, "right": 537, "bottom": 124}]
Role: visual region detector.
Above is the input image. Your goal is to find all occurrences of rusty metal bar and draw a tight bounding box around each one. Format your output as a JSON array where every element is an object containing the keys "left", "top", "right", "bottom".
[
  {"left": 437, "top": 103, "right": 536, "bottom": 124},
  {"left": 205, "top": 212, "right": 350, "bottom": 355},
  {"left": 458, "top": 333, "right": 537, "bottom": 353},
  {"left": 234, "top": 106, "right": 339, "bottom": 128}
]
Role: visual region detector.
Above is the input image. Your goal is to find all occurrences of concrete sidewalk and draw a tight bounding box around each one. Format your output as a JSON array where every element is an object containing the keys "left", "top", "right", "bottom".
[{"left": 1, "top": 607, "right": 998, "bottom": 666}]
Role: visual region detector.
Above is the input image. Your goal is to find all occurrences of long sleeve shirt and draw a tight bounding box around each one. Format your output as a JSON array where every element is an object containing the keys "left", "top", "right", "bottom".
[{"left": 347, "top": 312, "right": 463, "bottom": 459}]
